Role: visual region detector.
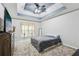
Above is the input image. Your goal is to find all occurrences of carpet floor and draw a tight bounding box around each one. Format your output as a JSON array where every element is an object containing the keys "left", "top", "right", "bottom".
[{"left": 13, "top": 40, "right": 76, "bottom": 56}]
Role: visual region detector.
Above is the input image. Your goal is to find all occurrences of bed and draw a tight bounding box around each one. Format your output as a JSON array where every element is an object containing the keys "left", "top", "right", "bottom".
[{"left": 31, "top": 35, "right": 62, "bottom": 52}]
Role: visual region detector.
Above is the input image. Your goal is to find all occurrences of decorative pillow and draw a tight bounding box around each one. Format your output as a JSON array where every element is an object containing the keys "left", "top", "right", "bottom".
[{"left": 45, "top": 35, "right": 56, "bottom": 38}]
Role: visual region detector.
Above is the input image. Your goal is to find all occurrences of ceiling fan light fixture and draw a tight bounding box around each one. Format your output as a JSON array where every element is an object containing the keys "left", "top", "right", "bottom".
[
  {"left": 34, "top": 5, "right": 46, "bottom": 14},
  {"left": 34, "top": 8, "right": 41, "bottom": 14}
]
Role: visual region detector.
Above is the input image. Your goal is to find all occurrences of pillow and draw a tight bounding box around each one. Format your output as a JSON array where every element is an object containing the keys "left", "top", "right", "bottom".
[{"left": 45, "top": 35, "right": 56, "bottom": 38}]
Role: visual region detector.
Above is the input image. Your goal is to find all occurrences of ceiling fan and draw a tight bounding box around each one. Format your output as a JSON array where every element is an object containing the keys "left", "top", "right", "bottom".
[
  {"left": 24, "top": 3, "right": 46, "bottom": 14},
  {"left": 34, "top": 3, "right": 46, "bottom": 14}
]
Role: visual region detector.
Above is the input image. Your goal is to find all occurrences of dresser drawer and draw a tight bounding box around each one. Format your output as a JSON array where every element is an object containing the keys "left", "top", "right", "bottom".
[{"left": 0, "top": 32, "right": 11, "bottom": 56}]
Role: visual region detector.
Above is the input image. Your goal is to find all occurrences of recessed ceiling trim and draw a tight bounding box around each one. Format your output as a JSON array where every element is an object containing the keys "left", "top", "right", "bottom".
[
  {"left": 41, "top": 6, "right": 66, "bottom": 21},
  {"left": 17, "top": 3, "right": 65, "bottom": 21}
]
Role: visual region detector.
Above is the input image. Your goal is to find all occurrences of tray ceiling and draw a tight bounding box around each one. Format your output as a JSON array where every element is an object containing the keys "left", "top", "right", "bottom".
[{"left": 3, "top": 3, "right": 79, "bottom": 22}]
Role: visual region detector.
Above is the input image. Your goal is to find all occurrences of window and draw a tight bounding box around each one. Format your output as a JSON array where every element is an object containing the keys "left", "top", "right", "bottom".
[{"left": 21, "top": 23, "right": 35, "bottom": 38}]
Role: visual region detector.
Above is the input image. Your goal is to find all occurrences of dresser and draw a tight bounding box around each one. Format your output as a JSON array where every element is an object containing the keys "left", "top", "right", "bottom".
[{"left": 0, "top": 32, "right": 11, "bottom": 56}]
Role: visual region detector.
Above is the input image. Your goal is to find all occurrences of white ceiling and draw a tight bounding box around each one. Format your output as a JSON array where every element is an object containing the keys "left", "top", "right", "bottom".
[
  {"left": 3, "top": 3, "right": 79, "bottom": 22},
  {"left": 17, "top": 3, "right": 65, "bottom": 19}
]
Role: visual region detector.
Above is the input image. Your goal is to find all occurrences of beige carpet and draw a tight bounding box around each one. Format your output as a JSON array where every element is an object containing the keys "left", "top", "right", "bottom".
[{"left": 13, "top": 40, "right": 76, "bottom": 56}]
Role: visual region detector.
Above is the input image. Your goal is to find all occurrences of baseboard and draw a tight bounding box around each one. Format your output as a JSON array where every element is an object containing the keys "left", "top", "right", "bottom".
[{"left": 63, "top": 43, "right": 78, "bottom": 49}]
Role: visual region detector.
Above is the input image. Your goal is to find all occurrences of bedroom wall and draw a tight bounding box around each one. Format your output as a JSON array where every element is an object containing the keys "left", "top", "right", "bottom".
[
  {"left": 12, "top": 19, "right": 40, "bottom": 40},
  {"left": 41, "top": 9, "right": 79, "bottom": 49},
  {"left": 0, "top": 4, "right": 4, "bottom": 31}
]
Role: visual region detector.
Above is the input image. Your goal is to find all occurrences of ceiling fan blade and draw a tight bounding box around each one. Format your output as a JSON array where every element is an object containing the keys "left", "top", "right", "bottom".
[
  {"left": 34, "top": 3, "right": 40, "bottom": 8},
  {"left": 42, "top": 5, "right": 45, "bottom": 7}
]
